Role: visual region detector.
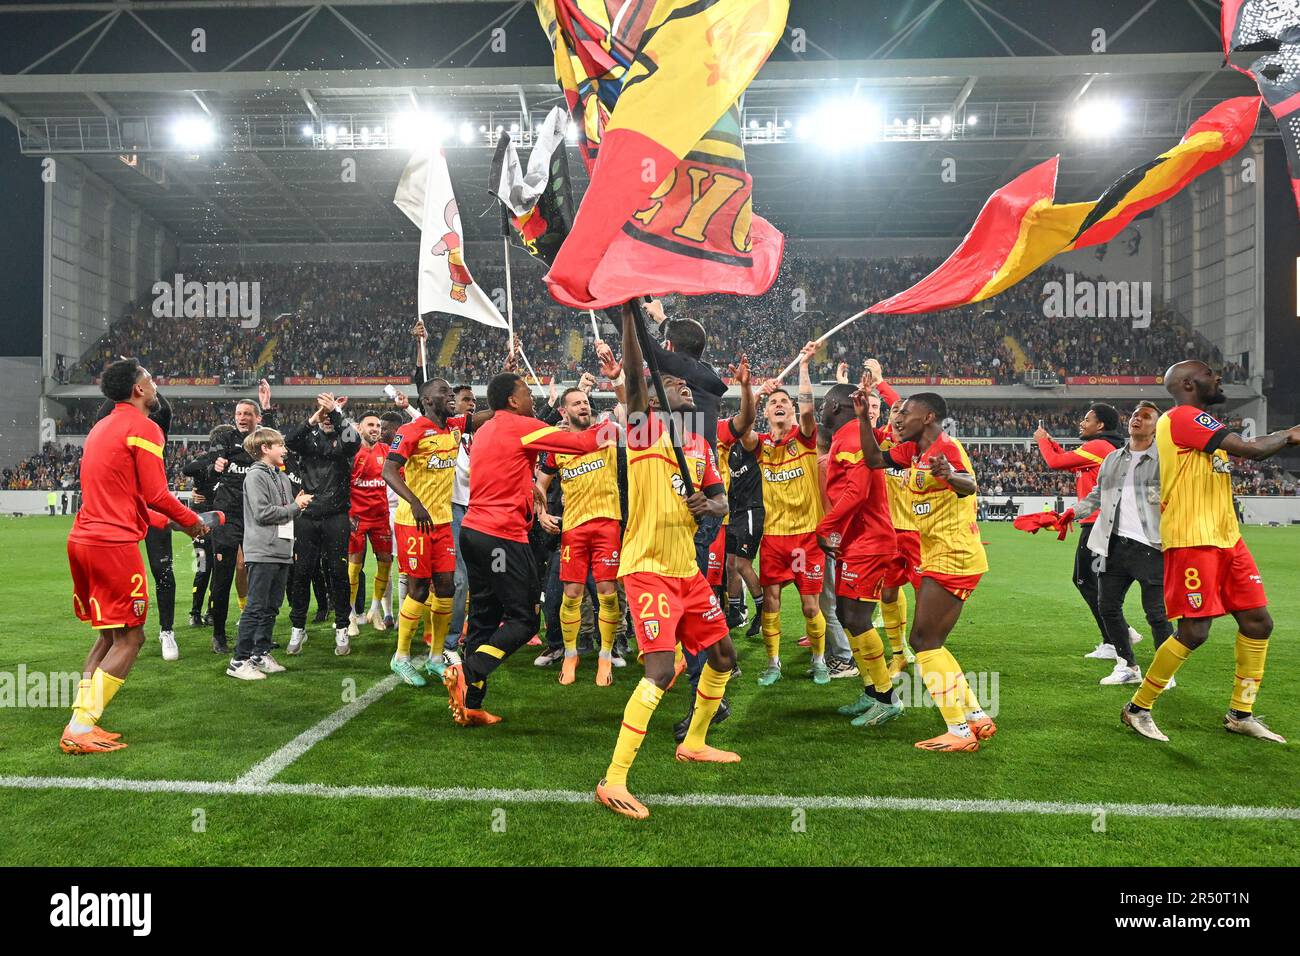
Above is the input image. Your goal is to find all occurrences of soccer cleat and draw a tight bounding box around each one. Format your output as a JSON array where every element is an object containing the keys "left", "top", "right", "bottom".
[
  {"left": 212, "top": 635, "right": 229, "bottom": 655},
  {"left": 389, "top": 655, "right": 426, "bottom": 687},
  {"left": 966, "top": 715, "right": 997, "bottom": 739},
  {"left": 1084, "top": 642, "right": 1117, "bottom": 660},
  {"left": 914, "top": 731, "right": 980, "bottom": 752},
  {"left": 558, "top": 653, "right": 578, "bottom": 686},
  {"left": 1121, "top": 704, "right": 1168, "bottom": 742},
  {"left": 287, "top": 628, "right": 307, "bottom": 655},
  {"left": 1223, "top": 713, "right": 1286, "bottom": 744},
  {"left": 347, "top": 613, "right": 360, "bottom": 638},
  {"left": 611, "top": 653, "right": 627, "bottom": 669},
  {"left": 252, "top": 653, "right": 286, "bottom": 674},
  {"left": 442, "top": 663, "right": 470, "bottom": 726},
  {"left": 827, "top": 657, "right": 858, "bottom": 679},
  {"left": 675, "top": 743, "right": 741, "bottom": 763},
  {"left": 461, "top": 708, "right": 502, "bottom": 727},
  {"left": 159, "top": 630, "right": 179, "bottom": 662},
  {"left": 887, "top": 653, "right": 908, "bottom": 679},
  {"left": 757, "top": 663, "right": 783, "bottom": 687},
  {"left": 1128, "top": 626, "right": 1144, "bottom": 646},
  {"left": 810, "top": 660, "right": 831, "bottom": 685},
  {"left": 850, "top": 700, "right": 905, "bottom": 728},
  {"left": 838, "top": 692, "right": 876, "bottom": 716},
  {"left": 420, "top": 654, "right": 445, "bottom": 679},
  {"left": 596, "top": 779, "right": 650, "bottom": 820},
  {"left": 91, "top": 726, "right": 122, "bottom": 742},
  {"left": 225, "top": 659, "right": 267, "bottom": 681},
  {"left": 533, "top": 646, "right": 564, "bottom": 667},
  {"left": 797, "top": 636, "right": 811, "bottom": 648},
  {"left": 1100, "top": 663, "right": 1142, "bottom": 686},
  {"left": 368, "top": 607, "right": 388, "bottom": 632},
  {"left": 60, "top": 728, "right": 126, "bottom": 754},
  {"left": 383, "top": 614, "right": 396, "bottom": 630},
  {"left": 334, "top": 627, "right": 351, "bottom": 656},
  {"left": 595, "top": 656, "right": 614, "bottom": 687},
  {"left": 745, "top": 614, "right": 763, "bottom": 638},
  {"left": 188, "top": 612, "right": 203, "bottom": 628}
]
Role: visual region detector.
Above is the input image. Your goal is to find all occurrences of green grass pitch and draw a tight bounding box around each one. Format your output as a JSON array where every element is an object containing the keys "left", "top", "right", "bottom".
[{"left": 1, "top": 517, "right": 1297, "bottom": 866}]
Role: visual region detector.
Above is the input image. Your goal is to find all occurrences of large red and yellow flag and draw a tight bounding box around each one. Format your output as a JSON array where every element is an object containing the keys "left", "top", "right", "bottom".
[
  {"left": 535, "top": 0, "right": 788, "bottom": 309},
  {"left": 870, "top": 96, "right": 1262, "bottom": 315}
]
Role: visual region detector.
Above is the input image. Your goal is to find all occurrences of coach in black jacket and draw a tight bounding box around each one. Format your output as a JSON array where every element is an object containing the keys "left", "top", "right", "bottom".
[{"left": 285, "top": 393, "right": 361, "bottom": 654}]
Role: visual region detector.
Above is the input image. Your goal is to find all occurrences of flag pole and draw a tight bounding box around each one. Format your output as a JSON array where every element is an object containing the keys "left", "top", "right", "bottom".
[
  {"left": 589, "top": 309, "right": 601, "bottom": 342},
  {"left": 628, "top": 297, "right": 694, "bottom": 497},
  {"left": 501, "top": 227, "right": 541, "bottom": 389},
  {"left": 417, "top": 333, "right": 428, "bottom": 381},
  {"left": 773, "top": 306, "right": 872, "bottom": 382}
]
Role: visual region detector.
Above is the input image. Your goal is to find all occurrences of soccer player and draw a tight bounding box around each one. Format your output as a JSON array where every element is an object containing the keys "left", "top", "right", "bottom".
[
  {"left": 858, "top": 390, "right": 995, "bottom": 752},
  {"left": 382, "top": 378, "right": 468, "bottom": 687},
  {"left": 817, "top": 382, "right": 904, "bottom": 728},
  {"left": 725, "top": 397, "right": 764, "bottom": 635},
  {"left": 754, "top": 342, "right": 830, "bottom": 686},
  {"left": 536, "top": 387, "right": 623, "bottom": 686},
  {"left": 1121, "top": 361, "right": 1299, "bottom": 743},
  {"left": 712, "top": 355, "right": 756, "bottom": 624},
  {"left": 1035, "top": 404, "right": 1131, "bottom": 658},
  {"left": 597, "top": 302, "right": 738, "bottom": 821},
  {"left": 346, "top": 410, "right": 394, "bottom": 637},
  {"left": 441, "top": 371, "right": 608, "bottom": 726},
  {"left": 63, "top": 358, "right": 208, "bottom": 754}
]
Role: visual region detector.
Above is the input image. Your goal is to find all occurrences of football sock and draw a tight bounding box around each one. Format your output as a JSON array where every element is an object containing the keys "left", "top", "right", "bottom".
[
  {"left": 849, "top": 628, "right": 892, "bottom": 694},
  {"left": 605, "top": 677, "right": 664, "bottom": 787},
  {"left": 431, "top": 595, "right": 454, "bottom": 651},
  {"left": 373, "top": 562, "right": 390, "bottom": 607},
  {"left": 761, "top": 611, "right": 782, "bottom": 663},
  {"left": 1231, "top": 633, "right": 1268, "bottom": 714},
  {"left": 916, "top": 647, "right": 972, "bottom": 737},
  {"left": 1132, "top": 637, "right": 1192, "bottom": 710},
  {"left": 237, "top": 595, "right": 247, "bottom": 611},
  {"left": 806, "top": 609, "right": 826, "bottom": 658},
  {"left": 683, "top": 663, "right": 731, "bottom": 751},
  {"left": 882, "top": 592, "right": 907, "bottom": 655},
  {"left": 348, "top": 562, "right": 361, "bottom": 608},
  {"left": 396, "top": 595, "right": 423, "bottom": 659},
  {"left": 560, "top": 593, "right": 583, "bottom": 656},
  {"left": 421, "top": 600, "right": 433, "bottom": 642},
  {"left": 962, "top": 682, "right": 985, "bottom": 720},
  {"left": 728, "top": 596, "right": 743, "bottom": 616},
  {"left": 397, "top": 572, "right": 408, "bottom": 607},
  {"left": 69, "top": 668, "right": 124, "bottom": 734},
  {"left": 597, "top": 592, "right": 620, "bottom": 654}
]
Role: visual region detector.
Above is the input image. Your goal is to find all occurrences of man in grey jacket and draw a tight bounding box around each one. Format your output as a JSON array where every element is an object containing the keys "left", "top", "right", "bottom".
[
  {"left": 1059, "top": 401, "right": 1172, "bottom": 686},
  {"left": 228, "top": 427, "right": 313, "bottom": 681}
]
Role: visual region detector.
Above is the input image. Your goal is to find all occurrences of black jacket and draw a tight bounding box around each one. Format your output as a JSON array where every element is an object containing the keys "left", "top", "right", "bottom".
[
  {"left": 208, "top": 409, "right": 277, "bottom": 526},
  {"left": 283, "top": 410, "right": 361, "bottom": 519},
  {"left": 183, "top": 447, "right": 223, "bottom": 502}
]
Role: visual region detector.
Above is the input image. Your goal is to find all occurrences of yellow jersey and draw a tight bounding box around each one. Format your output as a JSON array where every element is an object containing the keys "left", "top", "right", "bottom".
[
  {"left": 540, "top": 430, "right": 620, "bottom": 531},
  {"left": 879, "top": 429, "right": 918, "bottom": 532},
  {"left": 757, "top": 427, "right": 824, "bottom": 536},
  {"left": 388, "top": 414, "right": 465, "bottom": 526},
  {"left": 886, "top": 433, "right": 987, "bottom": 576},
  {"left": 1155, "top": 405, "right": 1239, "bottom": 550}
]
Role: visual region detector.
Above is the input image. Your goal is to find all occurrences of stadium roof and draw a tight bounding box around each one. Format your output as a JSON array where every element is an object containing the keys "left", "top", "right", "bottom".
[{"left": 0, "top": 0, "right": 1269, "bottom": 244}]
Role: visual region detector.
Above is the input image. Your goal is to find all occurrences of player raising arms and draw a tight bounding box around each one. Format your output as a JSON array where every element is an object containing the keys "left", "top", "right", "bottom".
[
  {"left": 1122, "top": 361, "right": 1300, "bottom": 743},
  {"left": 345, "top": 411, "right": 394, "bottom": 639},
  {"left": 754, "top": 342, "right": 830, "bottom": 686},
  {"left": 62, "top": 358, "right": 210, "bottom": 754},
  {"left": 597, "top": 302, "right": 738, "bottom": 821},
  {"left": 857, "top": 390, "right": 995, "bottom": 752}
]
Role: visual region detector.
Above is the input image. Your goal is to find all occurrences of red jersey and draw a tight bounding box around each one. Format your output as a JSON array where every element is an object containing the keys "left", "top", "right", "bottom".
[
  {"left": 463, "top": 413, "right": 604, "bottom": 543},
  {"left": 349, "top": 441, "right": 390, "bottom": 524},
  {"left": 1036, "top": 433, "right": 1121, "bottom": 525},
  {"left": 69, "top": 402, "right": 198, "bottom": 546},
  {"left": 816, "top": 419, "right": 897, "bottom": 558}
]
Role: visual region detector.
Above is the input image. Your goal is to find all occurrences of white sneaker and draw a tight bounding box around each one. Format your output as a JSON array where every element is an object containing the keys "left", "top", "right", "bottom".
[
  {"left": 347, "top": 612, "right": 360, "bottom": 638},
  {"left": 1121, "top": 704, "right": 1168, "bottom": 742},
  {"left": 1100, "top": 663, "right": 1142, "bottom": 686},
  {"left": 334, "top": 627, "right": 351, "bottom": 657},
  {"left": 1128, "top": 626, "right": 1144, "bottom": 646},
  {"left": 226, "top": 659, "right": 267, "bottom": 681},
  {"left": 611, "top": 654, "right": 627, "bottom": 668},
  {"left": 533, "top": 646, "right": 564, "bottom": 667},
  {"left": 159, "top": 630, "right": 179, "bottom": 662},
  {"left": 1223, "top": 712, "right": 1286, "bottom": 743},
  {"left": 287, "top": 627, "right": 307, "bottom": 655},
  {"left": 1084, "top": 642, "right": 1117, "bottom": 660},
  {"left": 253, "top": 653, "right": 286, "bottom": 674}
]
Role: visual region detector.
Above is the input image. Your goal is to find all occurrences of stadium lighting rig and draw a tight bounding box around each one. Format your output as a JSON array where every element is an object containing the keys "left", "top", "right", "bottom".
[
  {"left": 169, "top": 116, "right": 215, "bottom": 149},
  {"left": 1072, "top": 99, "right": 1126, "bottom": 137}
]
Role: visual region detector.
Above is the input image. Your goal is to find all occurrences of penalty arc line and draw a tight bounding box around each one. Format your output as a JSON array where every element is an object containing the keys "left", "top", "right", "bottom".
[{"left": 2, "top": 774, "right": 1299, "bottom": 822}]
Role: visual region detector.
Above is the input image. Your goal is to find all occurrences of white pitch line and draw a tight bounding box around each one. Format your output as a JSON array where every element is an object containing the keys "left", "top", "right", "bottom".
[
  {"left": 2, "top": 774, "right": 1299, "bottom": 822},
  {"left": 234, "top": 674, "right": 401, "bottom": 786}
]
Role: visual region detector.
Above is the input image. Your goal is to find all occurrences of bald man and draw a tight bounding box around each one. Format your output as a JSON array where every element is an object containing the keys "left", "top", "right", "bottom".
[{"left": 1122, "top": 360, "right": 1300, "bottom": 743}]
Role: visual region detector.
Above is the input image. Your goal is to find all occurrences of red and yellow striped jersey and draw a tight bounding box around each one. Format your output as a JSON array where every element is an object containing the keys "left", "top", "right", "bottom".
[
  {"left": 756, "top": 427, "right": 823, "bottom": 536},
  {"left": 539, "top": 428, "right": 620, "bottom": 531},
  {"left": 1155, "top": 405, "right": 1239, "bottom": 549},
  {"left": 388, "top": 414, "right": 466, "bottom": 526},
  {"left": 619, "top": 415, "right": 723, "bottom": 578},
  {"left": 879, "top": 428, "right": 918, "bottom": 532},
  {"left": 887, "top": 433, "right": 987, "bottom": 576}
]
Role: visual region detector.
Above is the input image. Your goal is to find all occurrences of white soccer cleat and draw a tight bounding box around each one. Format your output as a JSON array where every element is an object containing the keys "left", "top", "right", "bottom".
[
  {"left": 347, "top": 612, "right": 360, "bottom": 638},
  {"left": 226, "top": 659, "right": 267, "bottom": 681},
  {"left": 1121, "top": 704, "right": 1168, "bottom": 742},
  {"left": 1128, "top": 626, "right": 1144, "bottom": 646},
  {"left": 252, "top": 653, "right": 286, "bottom": 674},
  {"left": 1224, "top": 713, "right": 1286, "bottom": 744},
  {"left": 1084, "top": 642, "right": 1117, "bottom": 660},
  {"left": 334, "top": 627, "right": 351, "bottom": 656},
  {"left": 287, "top": 627, "right": 307, "bottom": 655},
  {"left": 1100, "top": 663, "right": 1142, "bottom": 686},
  {"left": 159, "top": 630, "right": 179, "bottom": 662}
]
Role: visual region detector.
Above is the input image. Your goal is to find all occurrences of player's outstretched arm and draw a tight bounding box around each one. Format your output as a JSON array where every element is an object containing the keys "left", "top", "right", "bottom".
[
  {"left": 728, "top": 353, "right": 758, "bottom": 448},
  {"left": 797, "top": 341, "right": 817, "bottom": 439},
  {"left": 1219, "top": 426, "right": 1300, "bottom": 461},
  {"left": 621, "top": 302, "right": 649, "bottom": 416},
  {"left": 132, "top": 425, "right": 200, "bottom": 528},
  {"left": 854, "top": 390, "right": 888, "bottom": 470}
]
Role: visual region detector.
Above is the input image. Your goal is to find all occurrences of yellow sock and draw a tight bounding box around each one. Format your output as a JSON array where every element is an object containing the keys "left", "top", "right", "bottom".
[
  {"left": 559, "top": 593, "right": 583, "bottom": 653},
  {"left": 372, "top": 562, "right": 390, "bottom": 603},
  {"left": 849, "top": 628, "right": 892, "bottom": 693},
  {"left": 70, "top": 668, "right": 124, "bottom": 730},
  {"left": 421, "top": 599, "right": 433, "bottom": 640},
  {"left": 430, "top": 595, "right": 454, "bottom": 651},
  {"left": 1231, "top": 633, "right": 1269, "bottom": 714},
  {"left": 1132, "top": 637, "right": 1191, "bottom": 710},
  {"left": 237, "top": 595, "right": 247, "bottom": 611},
  {"left": 605, "top": 678, "right": 664, "bottom": 787},
  {"left": 962, "top": 681, "right": 985, "bottom": 718},
  {"left": 882, "top": 592, "right": 907, "bottom": 655},
  {"left": 916, "top": 647, "right": 971, "bottom": 732},
  {"left": 396, "top": 594, "right": 424, "bottom": 658},
  {"left": 347, "top": 561, "right": 362, "bottom": 607},
  {"left": 806, "top": 609, "right": 826, "bottom": 658},
  {"left": 597, "top": 592, "right": 620, "bottom": 654},
  {"left": 761, "top": 610, "right": 782, "bottom": 662},
  {"left": 683, "top": 663, "right": 732, "bottom": 750}
]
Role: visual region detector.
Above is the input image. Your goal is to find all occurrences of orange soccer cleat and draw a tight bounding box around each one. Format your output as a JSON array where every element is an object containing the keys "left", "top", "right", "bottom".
[
  {"left": 967, "top": 716, "right": 997, "bottom": 740},
  {"left": 596, "top": 779, "right": 650, "bottom": 820},
  {"left": 91, "top": 726, "right": 123, "bottom": 743},
  {"left": 914, "top": 732, "right": 980, "bottom": 753},
  {"left": 59, "top": 727, "right": 126, "bottom": 755},
  {"left": 595, "top": 657, "right": 614, "bottom": 687},
  {"left": 558, "top": 654, "right": 578, "bottom": 686},
  {"left": 442, "top": 663, "right": 470, "bottom": 726},
  {"left": 675, "top": 743, "right": 741, "bottom": 764},
  {"left": 461, "top": 708, "right": 502, "bottom": 727}
]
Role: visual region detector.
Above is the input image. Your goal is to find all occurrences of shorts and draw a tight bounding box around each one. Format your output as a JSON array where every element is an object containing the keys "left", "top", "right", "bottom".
[
  {"left": 560, "top": 517, "right": 622, "bottom": 584},
  {"left": 395, "top": 522, "right": 455, "bottom": 578},
  {"left": 349, "top": 520, "right": 393, "bottom": 557},
  {"left": 705, "top": 524, "right": 726, "bottom": 587},
  {"left": 835, "top": 552, "right": 902, "bottom": 603},
  {"left": 623, "top": 571, "right": 729, "bottom": 656},
  {"left": 885, "top": 530, "right": 922, "bottom": 589},
  {"left": 725, "top": 508, "right": 764, "bottom": 560},
  {"left": 759, "top": 531, "right": 825, "bottom": 594},
  {"left": 1163, "top": 539, "right": 1266, "bottom": 620},
  {"left": 68, "top": 540, "right": 149, "bottom": 629},
  {"left": 922, "top": 570, "right": 983, "bottom": 602}
]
